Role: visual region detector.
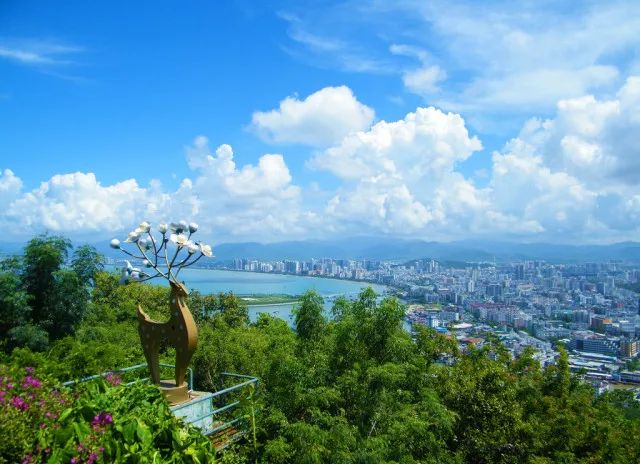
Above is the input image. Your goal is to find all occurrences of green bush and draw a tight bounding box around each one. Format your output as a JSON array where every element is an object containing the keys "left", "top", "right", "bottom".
[{"left": 0, "top": 365, "right": 217, "bottom": 463}]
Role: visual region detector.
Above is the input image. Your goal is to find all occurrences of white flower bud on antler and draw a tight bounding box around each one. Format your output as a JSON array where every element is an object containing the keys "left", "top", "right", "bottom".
[
  {"left": 138, "top": 221, "right": 151, "bottom": 233},
  {"left": 199, "top": 243, "right": 213, "bottom": 257},
  {"left": 125, "top": 231, "right": 140, "bottom": 243},
  {"left": 113, "top": 220, "right": 214, "bottom": 286},
  {"left": 170, "top": 233, "right": 188, "bottom": 247},
  {"left": 170, "top": 222, "right": 186, "bottom": 234}
]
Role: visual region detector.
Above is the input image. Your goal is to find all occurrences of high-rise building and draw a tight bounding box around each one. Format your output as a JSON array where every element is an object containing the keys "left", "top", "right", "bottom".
[
  {"left": 572, "top": 309, "right": 591, "bottom": 324},
  {"left": 591, "top": 315, "right": 612, "bottom": 332},
  {"left": 284, "top": 260, "right": 300, "bottom": 274},
  {"left": 569, "top": 332, "right": 619, "bottom": 356},
  {"left": 596, "top": 282, "right": 608, "bottom": 296},
  {"left": 586, "top": 263, "right": 599, "bottom": 276},
  {"left": 620, "top": 339, "right": 639, "bottom": 357},
  {"left": 486, "top": 283, "right": 502, "bottom": 297}
]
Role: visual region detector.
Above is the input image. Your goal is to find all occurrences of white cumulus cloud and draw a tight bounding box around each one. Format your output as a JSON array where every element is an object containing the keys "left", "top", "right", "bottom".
[
  {"left": 0, "top": 169, "right": 23, "bottom": 209},
  {"left": 4, "top": 77, "right": 640, "bottom": 244},
  {"left": 390, "top": 44, "right": 447, "bottom": 97},
  {"left": 251, "top": 86, "right": 375, "bottom": 146},
  {"left": 0, "top": 137, "right": 309, "bottom": 243},
  {"left": 487, "top": 76, "right": 640, "bottom": 240},
  {"left": 3, "top": 173, "right": 150, "bottom": 236},
  {"left": 310, "top": 106, "right": 481, "bottom": 180},
  {"left": 310, "top": 106, "right": 488, "bottom": 237}
]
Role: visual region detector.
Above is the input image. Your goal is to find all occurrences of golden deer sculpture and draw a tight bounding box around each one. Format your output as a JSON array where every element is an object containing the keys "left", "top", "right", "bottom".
[
  {"left": 137, "top": 281, "right": 198, "bottom": 397},
  {"left": 111, "top": 220, "right": 213, "bottom": 405}
]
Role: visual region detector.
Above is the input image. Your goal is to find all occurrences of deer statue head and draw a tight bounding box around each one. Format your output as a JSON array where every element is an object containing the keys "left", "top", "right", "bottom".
[{"left": 170, "top": 280, "right": 189, "bottom": 298}]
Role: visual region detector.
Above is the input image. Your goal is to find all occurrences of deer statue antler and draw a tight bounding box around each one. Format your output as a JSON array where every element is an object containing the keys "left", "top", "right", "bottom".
[{"left": 110, "top": 220, "right": 213, "bottom": 285}]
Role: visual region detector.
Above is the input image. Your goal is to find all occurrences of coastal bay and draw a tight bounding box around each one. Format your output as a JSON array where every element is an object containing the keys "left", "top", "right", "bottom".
[{"left": 128, "top": 267, "right": 389, "bottom": 326}]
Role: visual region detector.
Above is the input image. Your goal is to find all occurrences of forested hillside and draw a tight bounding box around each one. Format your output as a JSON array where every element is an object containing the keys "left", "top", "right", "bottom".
[{"left": 2, "top": 235, "right": 640, "bottom": 463}]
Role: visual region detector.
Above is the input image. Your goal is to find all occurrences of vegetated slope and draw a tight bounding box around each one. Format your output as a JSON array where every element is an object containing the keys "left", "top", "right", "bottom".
[{"left": 3, "top": 235, "right": 640, "bottom": 463}]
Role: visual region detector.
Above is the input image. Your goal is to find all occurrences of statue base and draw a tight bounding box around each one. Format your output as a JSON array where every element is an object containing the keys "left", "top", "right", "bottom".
[
  {"left": 159, "top": 379, "right": 190, "bottom": 405},
  {"left": 170, "top": 390, "right": 216, "bottom": 435}
]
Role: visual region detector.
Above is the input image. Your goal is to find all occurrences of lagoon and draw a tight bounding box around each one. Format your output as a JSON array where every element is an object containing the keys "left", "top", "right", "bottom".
[
  {"left": 154, "top": 268, "right": 388, "bottom": 326},
  {"left": 109, "top": 265, "right": 397, "bottom": 328},
  {"left": 175, "top": 268, "right": 387, "bottom": 298}
]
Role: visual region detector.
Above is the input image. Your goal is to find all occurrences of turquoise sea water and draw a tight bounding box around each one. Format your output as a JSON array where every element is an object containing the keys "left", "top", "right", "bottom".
[
  {"left": 179, "top": 269, "right": 387, "bottom": 325},
  {"left": 115, "top": 267, "right": 388, "bottom": 326},
  {"left": 179, "top": 268, "right": 387, "bottom": 297}
]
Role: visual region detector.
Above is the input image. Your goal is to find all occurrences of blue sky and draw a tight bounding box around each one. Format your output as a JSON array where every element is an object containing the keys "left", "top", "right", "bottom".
[{"left": 1, "top": 1, "right": 640, "bottom": 244}]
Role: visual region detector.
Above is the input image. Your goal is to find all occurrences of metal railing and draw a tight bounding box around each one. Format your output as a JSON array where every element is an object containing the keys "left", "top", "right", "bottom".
[
  {"left": 173, "top": 372, "right": 259, "bottom": 447},
  {"left": 62, "top": 364, "right": 258, "bottom": 450},
  {"left": 62, "top": 363, "right": 193, "bottom": 390}
]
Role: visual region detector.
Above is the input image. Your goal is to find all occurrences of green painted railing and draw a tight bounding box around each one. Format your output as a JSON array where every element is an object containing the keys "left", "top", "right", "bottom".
[
  {"left": 62, "top": 364, "right": 259, "bottom": 450},
  {"left": 173, "top": 372, "right": 259, "bottom": 447},
  {"left": 62, "top": 363, "right": 193, "bottom": 390}
]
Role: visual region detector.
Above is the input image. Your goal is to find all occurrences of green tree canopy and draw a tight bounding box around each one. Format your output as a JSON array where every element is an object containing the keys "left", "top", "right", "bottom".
[{"left": 293, "top": 290, "right": 326, "bottom": 341}]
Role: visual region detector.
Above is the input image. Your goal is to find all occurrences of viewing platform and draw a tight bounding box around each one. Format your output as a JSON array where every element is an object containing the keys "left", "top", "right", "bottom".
[{"left": 63, "top": 363, "right": 259, "bottom": 450}]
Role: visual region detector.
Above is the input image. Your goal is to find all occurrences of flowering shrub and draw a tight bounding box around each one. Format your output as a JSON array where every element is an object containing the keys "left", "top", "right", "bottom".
[
  {"left": 0, "top": 365, "right": 71, "bottom": 463},
  {"left": 0, "top": 365, "right": 217, "bottom": 463}
]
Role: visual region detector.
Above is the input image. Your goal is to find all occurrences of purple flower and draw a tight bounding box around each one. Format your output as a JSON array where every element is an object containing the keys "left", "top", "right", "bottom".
[
  {"left": 11, "top": 396, "right": 29, "bottom": 411},
  {"left": 25, "top": 367, "right": 35, "bottom": 374},
  {"left": 105, "top": 372, "right": 122, "bottom": 386},
  {"left": 70, "top": 458, "right": 79, "bottom": 464},
  {"left": 21, "top": 455, "right": 33, "bottom": 464},
  {"left": 22, "top": 376, "right": 42, "bottom": 389},
  {"left": 91, "top": 411, "right": 113, "bottom": 428},
  {"left": 88, "top": 453, "right": 98, "bottom": 464}
]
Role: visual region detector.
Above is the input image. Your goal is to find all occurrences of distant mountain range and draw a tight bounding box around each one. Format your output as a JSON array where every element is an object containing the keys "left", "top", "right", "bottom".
[
  {"left": 210, "top": 238, "right": 640, "bottom": 263},
  {"left": 2, "top": 237, "right": 639, "bottom": 263}
]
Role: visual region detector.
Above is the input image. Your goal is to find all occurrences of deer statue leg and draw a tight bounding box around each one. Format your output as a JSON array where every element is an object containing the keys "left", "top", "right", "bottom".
[
  {"left": 175, "top": 343, "right": 186, "bottom": 388},
  {"left": 146, "top": 339, "right": 161, "bottom": 385},
  {"left": 174, "top": 339, "right": 196, "bottom": 388},
  {"left": 138, "top": 321, "right": 161, "bottom": 384},
  {"left": 169, "top": 284, "right": 198, "bottom": 389}
]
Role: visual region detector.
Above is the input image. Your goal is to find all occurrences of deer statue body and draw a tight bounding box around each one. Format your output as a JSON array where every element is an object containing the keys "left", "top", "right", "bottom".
[{"left": 137, "top": 281, "right": 198, "bottom": 388}]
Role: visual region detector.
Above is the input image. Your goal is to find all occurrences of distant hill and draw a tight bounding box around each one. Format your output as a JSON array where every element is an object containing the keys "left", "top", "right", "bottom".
[
  {"left": 3, "top": 237, "right": 640, "bottom": 263},
  {"left": 211, "top": 237, "right": 640, "bottom": 263}
]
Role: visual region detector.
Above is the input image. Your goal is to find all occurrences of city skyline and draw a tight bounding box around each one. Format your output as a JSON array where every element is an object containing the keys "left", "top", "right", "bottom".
[{"left": 2, "top": 1, "right": 640, "bottom": 244}]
